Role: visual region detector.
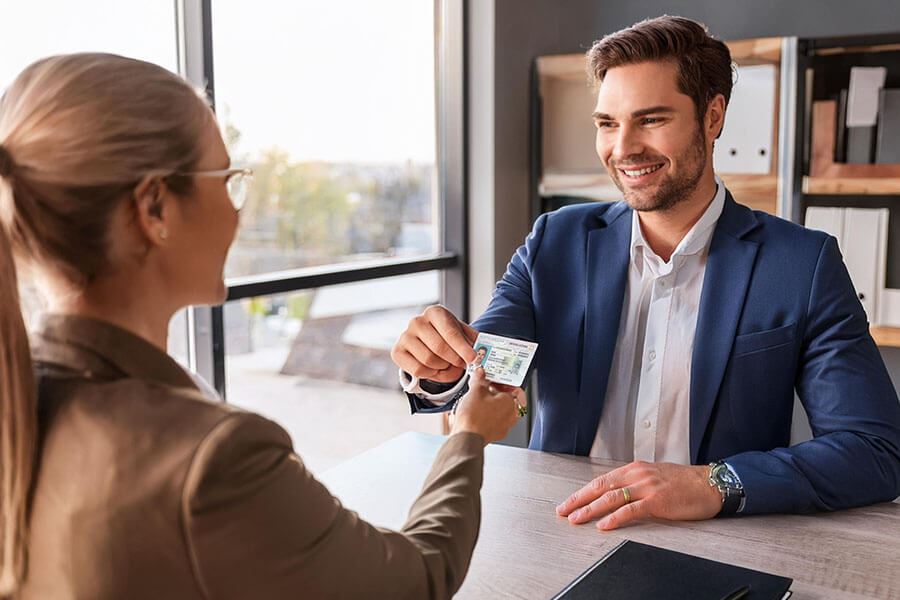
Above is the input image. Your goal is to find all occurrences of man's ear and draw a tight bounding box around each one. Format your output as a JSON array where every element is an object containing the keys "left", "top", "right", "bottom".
[
  {"left": 132, "top": 175, "right": 171, "bottom": 247},
  {"left": 706, "top": 93, "right": 727, "bottom": 141}
]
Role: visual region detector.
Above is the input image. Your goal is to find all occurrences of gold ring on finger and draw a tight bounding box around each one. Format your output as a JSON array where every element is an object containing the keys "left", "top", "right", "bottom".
[{"left": 622, "top": 487, "right": 632, "bottom": 504}]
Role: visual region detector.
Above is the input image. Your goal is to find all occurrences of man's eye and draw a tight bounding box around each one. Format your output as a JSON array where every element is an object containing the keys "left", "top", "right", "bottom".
[
  {"left": 641, "top": 117, "right": 663, "bottom": 125},
  {"left": 596, "top": 121, "right": 615, "bottom": 129}
]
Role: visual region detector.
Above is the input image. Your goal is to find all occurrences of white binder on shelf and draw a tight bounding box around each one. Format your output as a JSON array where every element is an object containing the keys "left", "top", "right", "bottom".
[
  {"left": 804, "top": 206, "right": 889, "bottom": 323},
  {"left": 843, "top": 208, "right": 889, "bottom": 321},
  {"left": 846, "top": 66, "right": 887, "bottom": 128},
  {"left": 713, "top": 64, "right": 776, "bottom": 174},
  {"left": 878, "top": 289, "right": 900, "bottom": 327},
  {"left": 804, "top": 207, "right": 844, "bottom": 242}
]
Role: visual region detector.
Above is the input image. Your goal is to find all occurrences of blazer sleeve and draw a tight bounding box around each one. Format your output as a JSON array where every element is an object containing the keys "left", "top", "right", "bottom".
[
  {"left": 181, "top": 412, "right": 484, "bottom": 599},
  {"left": 470, "top": 212, "right": 548, "bottom": 341},
  {"left": 406, "top": 213, "right": 550, "bottom": 415},
  {"left": 727, "top": 235, "right": 900, "bottom": 514}
]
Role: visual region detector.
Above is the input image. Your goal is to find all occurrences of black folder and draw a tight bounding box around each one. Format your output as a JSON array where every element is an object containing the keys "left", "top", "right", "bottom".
[{"left": 552, "top": 540, "right": 793, "bottom": 600}]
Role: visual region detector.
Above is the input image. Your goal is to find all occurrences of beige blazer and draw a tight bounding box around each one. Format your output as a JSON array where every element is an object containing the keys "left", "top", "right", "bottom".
[{"left": 21, "top": 314, "right": 483, "bottom": 599}]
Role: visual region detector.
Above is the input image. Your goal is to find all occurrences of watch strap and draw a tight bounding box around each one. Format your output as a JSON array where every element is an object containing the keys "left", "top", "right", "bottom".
[
  {"left": 708, "top": 461, "right": 744, "bottom": 516},
  {"left": 720, "top": 486, "right": 742, "bottom": 515}
]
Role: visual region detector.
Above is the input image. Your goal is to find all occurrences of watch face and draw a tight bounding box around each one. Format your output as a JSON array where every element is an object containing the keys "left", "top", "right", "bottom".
[{"left": 713, "top": 464, "right": 742, "bottom": 490}]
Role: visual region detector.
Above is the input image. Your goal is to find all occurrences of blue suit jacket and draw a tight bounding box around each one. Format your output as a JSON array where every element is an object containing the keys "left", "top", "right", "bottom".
[{"left": 412, "top": 192, "right": 900, "bottom": 514}]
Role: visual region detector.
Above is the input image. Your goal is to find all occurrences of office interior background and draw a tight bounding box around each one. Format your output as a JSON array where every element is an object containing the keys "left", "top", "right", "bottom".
[{"left": 5, "top": 0, "right": 900, "bottom": 466}]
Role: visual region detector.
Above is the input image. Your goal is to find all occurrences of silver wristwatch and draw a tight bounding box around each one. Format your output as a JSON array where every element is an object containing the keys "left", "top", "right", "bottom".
[{"left": 708, "top": 460, "right": 744, "bottom": 515}]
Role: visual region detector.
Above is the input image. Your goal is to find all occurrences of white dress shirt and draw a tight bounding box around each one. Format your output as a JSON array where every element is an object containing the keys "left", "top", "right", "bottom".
[
  {"left": 403, "top": 179, "right": 726, "bottom": 464},
  {"left": 590, "top": 180, "right": 725, "bottom": 464}
]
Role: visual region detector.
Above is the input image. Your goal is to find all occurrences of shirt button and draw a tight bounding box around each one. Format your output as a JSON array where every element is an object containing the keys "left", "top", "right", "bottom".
[
  {"left": 642, "top": 419, "right": 652, "bottom": 429},
  {"left": 648, "top": 350, "right": 657, "bottom": 361}
]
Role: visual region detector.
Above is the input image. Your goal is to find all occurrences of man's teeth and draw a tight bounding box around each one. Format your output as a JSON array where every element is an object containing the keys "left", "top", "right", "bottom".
[{"left": 623, "top": 164, "right": 663, "bottom": 177}]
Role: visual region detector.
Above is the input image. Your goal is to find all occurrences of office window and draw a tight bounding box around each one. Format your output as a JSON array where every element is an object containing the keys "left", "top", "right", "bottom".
[
  {"left": 167, "top": 309, "right": 190, "bottom": 367},
  {"left": 1, "top": 2, "right": 464, "bottom": 463},
  {"left": 203, "top": 1, "right": 457, "bottom": 462},
  {"left": 0, "top": 1, "right": 177, "bottom": 87},
  {"left": 211, "top": 0, "right": 438, "bottom": 278},
  {"left": 224, "top": 273, "right": 443, "bottom": 471}
]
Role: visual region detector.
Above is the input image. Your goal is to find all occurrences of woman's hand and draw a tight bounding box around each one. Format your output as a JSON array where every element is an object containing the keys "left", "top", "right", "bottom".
[{"left": 450, "top": 368, "right": 523, "bottom": 445}]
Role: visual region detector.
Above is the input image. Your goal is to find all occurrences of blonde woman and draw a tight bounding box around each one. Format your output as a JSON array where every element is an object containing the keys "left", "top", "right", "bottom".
[{"left": 0, "top": 53, "right": 522, "bottom": 599}]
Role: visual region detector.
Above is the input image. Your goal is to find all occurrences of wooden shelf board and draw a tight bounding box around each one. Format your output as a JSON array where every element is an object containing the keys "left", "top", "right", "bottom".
[
  {"left": 726, "top": 37, "right": 782, "bottom": 64},
  {"left": 814, "top": 43, "right": 900, "bottom": 56},
  {"left": 803, "top": 176, "right": 900, "bottom": 196},
  {"left": 871, "top": 326, "right": 900, "bottom": 348}
]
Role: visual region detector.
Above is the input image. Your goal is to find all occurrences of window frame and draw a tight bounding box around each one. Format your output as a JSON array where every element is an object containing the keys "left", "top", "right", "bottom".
[{"left": 175, "top": 0, "right": 467, "bottom": 399}]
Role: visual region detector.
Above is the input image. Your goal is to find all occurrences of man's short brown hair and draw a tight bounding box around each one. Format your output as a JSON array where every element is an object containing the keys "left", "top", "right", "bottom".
[{"left": 587, "top": 15, "right": 734, "bottom": 128}]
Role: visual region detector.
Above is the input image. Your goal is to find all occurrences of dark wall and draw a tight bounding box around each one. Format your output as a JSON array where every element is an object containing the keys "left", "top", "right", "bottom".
[{"left": 549, "top": 0, "right": 900, "bottom": 44}]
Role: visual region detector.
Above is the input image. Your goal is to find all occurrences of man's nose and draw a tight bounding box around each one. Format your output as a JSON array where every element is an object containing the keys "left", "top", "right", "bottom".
[{"left": 610, "top": 124, "right": 645, "bottom": 163}]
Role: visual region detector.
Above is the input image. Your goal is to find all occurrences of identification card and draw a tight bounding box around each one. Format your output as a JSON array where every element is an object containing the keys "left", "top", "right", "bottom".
[{"left": 467, "top": 332, "right": 538, "bottom": 387}]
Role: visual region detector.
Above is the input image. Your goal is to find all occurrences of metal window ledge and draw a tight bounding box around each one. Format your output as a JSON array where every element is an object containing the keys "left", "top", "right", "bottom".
[{"left": 225, "top": 252, "right": 458, "bottom": 301}]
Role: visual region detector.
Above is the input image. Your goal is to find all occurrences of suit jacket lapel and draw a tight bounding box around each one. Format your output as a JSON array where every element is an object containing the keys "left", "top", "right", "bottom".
[
  {"left": 575, "top": 203, "right": 631, "bottom": 455},
  {"left": 690, "top": 192, "right": 761, "bottom": 463}
]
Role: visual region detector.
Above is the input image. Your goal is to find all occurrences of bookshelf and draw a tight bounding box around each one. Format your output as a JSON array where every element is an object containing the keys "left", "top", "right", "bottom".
[
  {"left": 793, "top": 34, "right": 900, "bottom": 347},
  {"left": 803, "top": 176, "right": 900, "bottom": 195}
]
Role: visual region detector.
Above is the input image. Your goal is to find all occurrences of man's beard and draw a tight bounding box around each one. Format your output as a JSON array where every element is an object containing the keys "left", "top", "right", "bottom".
[{"left": 610, "top": 126, "right": 707, "bottom": 213}]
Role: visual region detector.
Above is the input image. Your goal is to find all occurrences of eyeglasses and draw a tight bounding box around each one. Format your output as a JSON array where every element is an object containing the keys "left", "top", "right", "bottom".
[{"left": 173, "top": 168, "right": 254, "bottom": 210}]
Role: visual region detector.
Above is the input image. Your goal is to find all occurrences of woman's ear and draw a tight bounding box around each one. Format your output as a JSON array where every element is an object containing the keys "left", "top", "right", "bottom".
[{"left": 132, "top": 175, "right": 172, "bottom": 247}]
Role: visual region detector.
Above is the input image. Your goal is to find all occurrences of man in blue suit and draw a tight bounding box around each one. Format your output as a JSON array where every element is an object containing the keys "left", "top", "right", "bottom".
[{"left": 391, "top": 16, "right": 900, "bottom": 529}]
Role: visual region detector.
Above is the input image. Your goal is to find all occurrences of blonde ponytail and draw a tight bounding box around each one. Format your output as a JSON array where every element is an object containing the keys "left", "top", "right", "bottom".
[
  {"left": 0, "top": 52, "right": 212, "bottom": 595},
  {"left": 0, "top": 181, "right": 35, "bottom": 595}
]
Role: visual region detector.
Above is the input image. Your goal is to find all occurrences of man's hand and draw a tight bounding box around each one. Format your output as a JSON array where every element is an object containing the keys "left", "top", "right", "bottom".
[
  {"left": 391, "top": 305, "right": 479, "bottom": 384},
  {"left": 555, "top": 461, "right": 723, "bottom": 531}
]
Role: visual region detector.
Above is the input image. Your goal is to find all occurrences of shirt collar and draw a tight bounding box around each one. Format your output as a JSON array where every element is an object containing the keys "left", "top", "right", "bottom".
[
  {"left": 30, "top": 313, "right": 199, "bottom": 390},
  {"left": 630, "top": 175, "right": 726, "bottom": 264}
]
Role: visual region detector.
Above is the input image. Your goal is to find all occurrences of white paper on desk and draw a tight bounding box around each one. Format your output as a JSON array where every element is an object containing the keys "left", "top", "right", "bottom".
[
  {"left": 847, "top": 66, "right": 887, "bottom": 127},
  {"left": 467, "top": 333, "right": 538, "bottom": 387}
]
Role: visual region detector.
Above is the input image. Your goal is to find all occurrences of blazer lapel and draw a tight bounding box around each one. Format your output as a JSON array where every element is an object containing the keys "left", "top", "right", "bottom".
[
  {"left": 575, "top": 203, "right": 631, "bottom": 455},
  {"left": 690, "top": 193, "right": 761, "bottom": 463}
]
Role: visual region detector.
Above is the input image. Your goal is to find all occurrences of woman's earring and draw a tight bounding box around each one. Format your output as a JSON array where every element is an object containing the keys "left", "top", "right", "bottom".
[{"left": 159, "top": 229, "right": 169, "bottom": 241}]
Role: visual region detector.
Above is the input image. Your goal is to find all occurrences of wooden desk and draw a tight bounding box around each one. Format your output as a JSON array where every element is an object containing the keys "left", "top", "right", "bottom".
[{"left": 321, "top": 432, "right": 900, "bottom": 599}]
